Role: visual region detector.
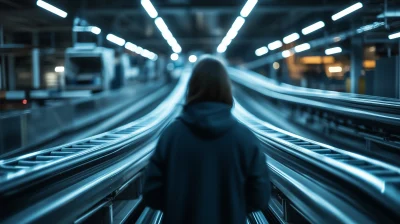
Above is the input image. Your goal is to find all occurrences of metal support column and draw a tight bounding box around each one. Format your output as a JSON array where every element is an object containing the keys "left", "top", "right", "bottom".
[
  {"left": 0, "top": 25, "right": 5, "bottom": 90},
  {"left": 397, "top": 40, "right": 400, "bottom": 99},
  {"left": 7, "top": 55, "right": 15, "bottom": 90},
  {"left": 350, "top": 36, "right": 363, "bottom": 93},
  {"left": 7, "top": 33, "right": 15, "bottom": 90},
  {"left": 269, "top": 63, "right": 277, "bottom": 81},
  {"left": 32, "top": 32, "right": 40, "bottom": 89}
]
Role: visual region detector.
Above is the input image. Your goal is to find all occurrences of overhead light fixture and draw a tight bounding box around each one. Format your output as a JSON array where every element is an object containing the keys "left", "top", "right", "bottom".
[
  {"left": 273, "top": 62, "right": 280, "bottom": 70},
  {"left": 332, "top": 2, "right": 363, "bottom": 21},
  {"left": 135, "top": 47, "right": 144, "bottom": 55},
  {"left": 329, "top": 66, "right": 343, "bottom": 73},
  {"left": 216, "top": 5, "right": 251, "bottom": 52},
  {"left": 172, "top": 45, "right": 182, "bottom": 53},
  {"left": 189, "top": 55, "right": 197, "bottom": 63},
  {"left": 226, "top": 29, "right": 238, "bottom": 40},
  {"left": 153, "top": 17, "right": 182, "bottom": 53},
  {"left": 155, "top": 18, "right": 169, "bottom": 34},
  {"left": 294, "top": 43, "right": 311, "bottom": 52},
  {"left": 389, "top": 31, "right": 400, "bottom": 40},
  {"left": 73, "top": 26, "right": 101, "bottom": 35},
  {"left": 302, "top": 21, "right": 325, "bottom": 35},
  {"left": 221, "top": 37, "right": 232, "bottom": 46},
  {"left": 55, "top": 66, "right": 64, "bottom": 73},
  {"left": 90, "top": 26, "right": 101, "bottom": 35},
  {"left": 217, "top": 44, "right": 227, "bottom": 53},
  {"left": 161, "top": 30, "right": 173, "bottom": 40},
  {"left": 283, "top": 33, "right": 300, "bottom": 44},
  {"left": 282, "top": 50, "right": 292, "bottom": 58},
  {"left": 141, "top": 0, "right": 158, "bottom": 18},
  {"left": 106, "top": 34, "right": 126, "bottom": 46},
  {"left": 268, "top": 40, "right": 283, "bottom": 50},
  {"left": 325, "top": 47, "right": 342, "bottom": 55},
  {"left": 255, "top": 46, "right": 268, "bottom": 56},
  {"left": 125, "top": 42, "right": 138, "bottom": 52},
  {"left": 171, "top": 53, "right": 179, "bottom": 61},
  {"left": 36, "top": 0, "right": 67, "bottom": 18},
  {"left": 150, "top": 53, "right": 158, "bottom": 61},
  {"left": 240, "top": 0, "right": 258, "bottom": 18},
  {"left": 231, "top": 17, "right": 246, "bottom": 32}
]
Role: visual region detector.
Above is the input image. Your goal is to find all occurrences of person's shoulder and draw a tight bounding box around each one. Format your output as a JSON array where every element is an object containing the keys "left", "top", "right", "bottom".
[
  {"left": 159, "top": 119, "right": 186, "bottom": 138},
  {"left": 231, "top": 120, "right": 259, "bottom": 144}
]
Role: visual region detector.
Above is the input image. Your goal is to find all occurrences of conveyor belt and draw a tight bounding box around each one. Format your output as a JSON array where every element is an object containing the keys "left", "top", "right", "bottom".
[
  {"left": 0, "top": 74, "right": 188, "bottom": 196},
  {"left": 229, "top": 67, "right": 400, "bottom": 147},
  {"left": 0, "top": 70, "right": 191, "bottom": 223},
  {"left": 233, "top": 101, "right": 400, "bottom": 219}
]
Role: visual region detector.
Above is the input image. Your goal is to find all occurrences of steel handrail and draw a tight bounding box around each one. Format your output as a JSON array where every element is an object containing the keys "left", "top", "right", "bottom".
[{"left": 233, "top": 101, "right": 400, "bottom": 217}]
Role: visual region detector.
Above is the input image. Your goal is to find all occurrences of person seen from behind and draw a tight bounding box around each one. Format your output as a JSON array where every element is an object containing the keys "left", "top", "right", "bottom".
[{"left": 143, "top": 55, "right": 270, "bottom": 224}]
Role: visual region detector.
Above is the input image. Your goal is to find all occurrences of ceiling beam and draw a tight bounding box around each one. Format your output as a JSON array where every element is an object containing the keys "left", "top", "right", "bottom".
[
  {"left": 0, "top": 5, "right": 381, "bottom": 18},
  {"left": 0, "top": 0, "right": 22, "bottom": 8}
]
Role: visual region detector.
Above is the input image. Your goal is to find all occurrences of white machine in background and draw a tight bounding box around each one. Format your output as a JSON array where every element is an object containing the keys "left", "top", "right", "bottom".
[
  {"left": 65, "top": 47, "right": 115, "bottom": 91},
  {"left": 120, "top": 54, "right": 139, "bottom": 80}
]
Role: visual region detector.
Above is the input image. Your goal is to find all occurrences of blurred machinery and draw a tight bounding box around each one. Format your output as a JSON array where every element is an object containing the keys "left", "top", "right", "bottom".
[{"left": 64, "top": 46, "right": 115, "bottom": 92}]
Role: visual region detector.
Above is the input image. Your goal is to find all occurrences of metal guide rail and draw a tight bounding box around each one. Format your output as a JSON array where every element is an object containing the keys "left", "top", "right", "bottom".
[
  {"left": 229, "top": 67, "right": 400, "bottom": 113},
  {"left": 229, "top": 67, "right": 400, "bottom": 151},
  {"left": 229, "top": 68, "right": 400, "bottom": 126},
  {"left": 0, "top": 71, "right": 190, "bottom": 195},
  {"left": 233, "top": 102, "right": 400, "bottom": 216}
]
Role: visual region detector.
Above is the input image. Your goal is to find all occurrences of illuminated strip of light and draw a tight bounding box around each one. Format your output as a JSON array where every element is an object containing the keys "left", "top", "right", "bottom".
[
  {"left": 55, "top": 66, "right": 64, "bottom": 72},
  {"left": 302, "top": 21, "right": 325, "bottom": 35},
  {"left": 255, "top": 46, "right": 268, "bottom": 56},
  {"left": 221, "top": 37, "right": 232, "bottom": 46},
  {"left": 240, "top": 0, "right": 258, "bottom": 18},
  {"left": 73, "top": 26, "right": 101, "bottom": 35},
  {"left": 154, "top": 17, "right": 182, "bottom": 53},
  {"left": 189, "top": 55, "right": 197, "bottom": 63},
  {"left": 294, "top": 43, "right": 311, "bottom": 52},
  {"left": 155, "top": 18, "right": 169, "bottom": 33},
  {"left": 268, "top": 40, "right": 283, "bottom": 50},
  {"left": 217, "top": 44, "right": 227, "bottom": 53},
  {"left": 283, "top": 33, "right": 300, "bottom": 44},
  {"left": 106, "top": 34, "right": 126, "bottom": 46},
  {"left": 141, "top": 0, "right": 158, "bottom": 18},
  {"left": 325, "top": 47, "right": 342, "bottom": 55},
  {"left": 389, "top": 31, "right": 400, "bottom": 40},
  {"left": 332, "top": 2, "right": 363, "bottom": 21},
  {"left": 329, "top": 66, "right": 342, "bottom": 73},
  {"left": 216, "top": 0, "right": 256, "bottom": 53},
  {"left": 125, "top": 42, "right": 138, "bottom": 52},
  {"left": 36, "top": 0, "right": 67, "bottom": 18},
  {"left": 226, "top": 29, "right": 238, "bottom": 40},
  {"left": 171, "top": 53, "right": 179, "bottom": 61},
  {"left": 282, "top": 50, "right": 292, "bottom": 58},
  {"left": 231, "top": 17, "right": 246, "bottom": 32},
  {"left": 90, "top": 26, "right": 101, "bottom": 35}
]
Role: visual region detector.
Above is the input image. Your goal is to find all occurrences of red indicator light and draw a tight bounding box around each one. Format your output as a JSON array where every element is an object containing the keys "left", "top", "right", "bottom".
[{"left": 22, "top": 99, "right": 28, "bottom": 105}]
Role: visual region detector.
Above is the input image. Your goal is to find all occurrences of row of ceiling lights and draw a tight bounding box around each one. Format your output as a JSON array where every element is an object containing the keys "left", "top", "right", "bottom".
[
  {"left": 254, "top": 2, "right": 364, "bottom": 59},
  {"left": 36, "top": 0, "right": 158, "bottom": 61},
  {"left": 216, "top": 0, "right": 258, "bottom": 53},
  {"left": 141, "top": 0, "right": 182, "bottom": 61},
  {"left": 254, "top": 2, "right": 400, "bottom": 59}
]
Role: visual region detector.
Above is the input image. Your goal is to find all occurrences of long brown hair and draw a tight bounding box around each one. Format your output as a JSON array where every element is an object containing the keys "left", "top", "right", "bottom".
[{"left": 186, "top": 56, "right": 233, "bottom": 106}]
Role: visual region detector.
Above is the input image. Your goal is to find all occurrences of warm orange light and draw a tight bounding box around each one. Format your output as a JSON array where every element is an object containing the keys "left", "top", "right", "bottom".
[
  {"left": 363, "top": 60, "right": 376, "bottom": 69},
  {"left": 300, "top": 56, "right": 335, "bottom": 64},
  {"left": 22, "top": 99, "right": 28, "bottom": 105}
]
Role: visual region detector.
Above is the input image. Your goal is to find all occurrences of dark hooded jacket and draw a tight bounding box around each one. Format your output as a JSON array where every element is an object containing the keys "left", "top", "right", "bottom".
[{"left": 143, "top": 102, "right": 270, "bottom": 224}]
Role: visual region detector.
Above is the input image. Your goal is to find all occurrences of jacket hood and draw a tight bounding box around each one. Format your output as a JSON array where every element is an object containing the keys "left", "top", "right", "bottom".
[{"left": 178, "top": 102, "right": 236, "bottom": 138}]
